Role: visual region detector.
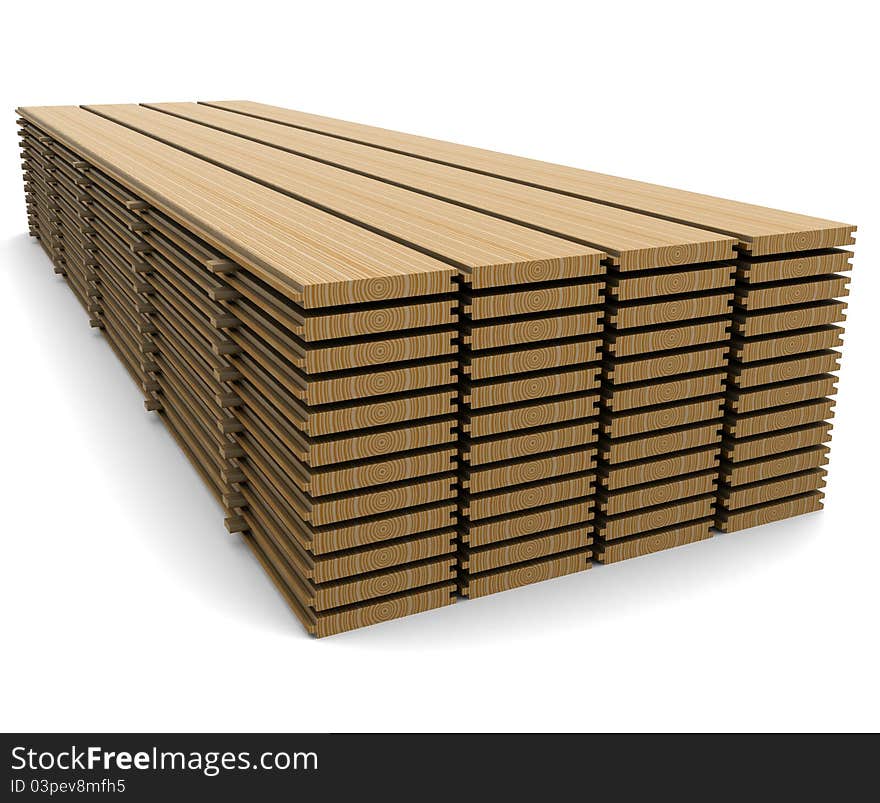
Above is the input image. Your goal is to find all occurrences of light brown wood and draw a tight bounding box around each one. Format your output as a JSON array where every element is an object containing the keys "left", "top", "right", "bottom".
[
  {"left": 86, "top": 104, "right": 606, "bottom": 289},
  {"left": 138, "top": 102, "right": 738, "bottom": 269},
  {"left": 595, "top": 520, "right": 712, "bottom": 563},
  {"left": 202, "top": 101, "right": 855, "bottom": 256},
  {"left": 18, "top": 101, "right": 856, "bottom": 632},
  {"left": 19, "top": 106, "right": 456, "bottom": 308}
]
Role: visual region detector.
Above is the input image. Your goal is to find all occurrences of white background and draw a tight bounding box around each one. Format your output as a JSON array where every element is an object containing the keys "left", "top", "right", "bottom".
[{"left": 1, "top": 0, "right": 877, "bottom": 733}]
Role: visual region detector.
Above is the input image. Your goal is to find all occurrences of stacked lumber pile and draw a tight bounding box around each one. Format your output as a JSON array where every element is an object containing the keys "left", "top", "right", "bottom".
[
  {"left": 595, "top": 252, "right": 735, "bottom": 562},
  {"left": 17, "top": 102, "right": 854, "bottom": 635},
  {"left": 719, "top": 249, "right": 850, "bottom": 531},
  {"left": 19, "top": 107, "right": 465, "bottom": 637},
  {"left": 212, "top": 100, "right": 850, "bottom": 539},
  {"left": 131, "top": 103, "right": 739, "bottom": 566},
  {"left": 83, "top": 104, "right": 608, "bottom": 598}
]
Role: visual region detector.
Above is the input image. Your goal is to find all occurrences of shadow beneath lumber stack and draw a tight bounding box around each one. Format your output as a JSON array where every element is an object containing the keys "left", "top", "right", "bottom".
[
  {"left": 2, "top": 233, "right": 300, "bottom": 637},
  {"left": 1, "top": 232, "right": 824, "bottom": 646}
]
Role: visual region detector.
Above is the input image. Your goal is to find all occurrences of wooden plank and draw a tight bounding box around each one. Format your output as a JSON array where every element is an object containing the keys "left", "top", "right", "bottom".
[
  {"left": 604, "top": 319, "right": 729, "bottom": 357},
  {"left": 600, "top": 422, "right": 722, "bottom": 464},
  {"left": 719, "top": 468, "right": 827, "bottom": 510},
  {"left": 602, "top": 371, "right": 726, "bottom": 411},
  {"left": 461, "top": 527, "right": 592, "bottom": 574},
  {"left": 137, "top": 102, "right": 738, "bottom": 269},
  {"left": 86, "top": 103, "right": 606, "bottom": 288},
  {"left": 461, "top": 394, "right": 598, "bottom": 438},
  {"left": 462, "top": 365, "right": 600, "bottom": 408},
  {"left": 598, "top": 471, "right": 718, "bottom": 516},
  {"left": 604, "top": 344, "right": 728, "bottom": 384},
  {"left": 737, "top": 249, "right": 852, "bottom": 283},
  {"left": 463, "top": 309, "right": 602, "bottom": 350},
  {"left": 596, "top": 495, "right": 715, "bottom": 540},
  {"left": 202, "top": 100, "right": 855, "bottom": 255},
  {"left": 715, "top": 492, "right": 824, "bottom": 533},
  {"left": 723, "top": 398, "right": 834, "bottom": 438},
  {"left": 245, "top": 525, "right": 457, "bottom": 637},
  {"left": 18, "top": 106, "right": 457, "bottom": 308},
  {"left": 607, "top": 264, "right": 736, "bottom": 300},
  {"left": 728, "top": 350, "right": 840, "bottom": 388},
  {"left": 461, "top": 473, "right": 594, "bottom": 520},
  {"left": 600, "top": 446, "right": 720, "bottom": 490},
  {"left": 731, "top": 326, "right": 844, "bottom": 363},
  {"left": 601, "top": 396, "right": 725, "bottom": 438},
  {"left": 721, "top": 423, "right": 832, "bottom": 462},
  {"left": 459, "top": 550, "right": 591, "bottom": 599},
  {"left": 463, "top": 499, "right": 593, "bottom": 547},
  {"left": 462, "top": 421, "right": 599, "bottom": 466},
  {"left": 734, "top": 275, "right": 850, "bottom": 311},
  {"left": 462, "top": 448, "right": 596, "bottom": 494},
  {"left": 606, "top": 291, "right": 733, "bottom": 328},
  {"left": 595, "top": 519, "right": 713, "bottom": 563},
  {"left": 732, "top": 300, "right": 847, "bottom": 337},
  {"left": 720, "top": 446, "right": 829, "bottom": 487},
  {"left": 725, "top": 374, "right": 838, "bottom": 413}
]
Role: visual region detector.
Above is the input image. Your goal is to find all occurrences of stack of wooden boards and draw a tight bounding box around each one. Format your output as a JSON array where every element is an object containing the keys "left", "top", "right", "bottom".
[{"left": 17, "top": 102, "right": 855, "bottom": 636}]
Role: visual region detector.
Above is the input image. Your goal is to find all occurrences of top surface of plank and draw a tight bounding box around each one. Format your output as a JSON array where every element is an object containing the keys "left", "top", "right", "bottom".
[
  {"left": 18, "top": 105, "right": 455, "bottom": 309},
  {"left": 83, "top": 104, "right": 604, "bottom": 288},
  {"left": 146, "top": 102, "right": 735, "bottom": 270},
  {"left": 204, "top": 100, "right": 854, "bottom": 256}
]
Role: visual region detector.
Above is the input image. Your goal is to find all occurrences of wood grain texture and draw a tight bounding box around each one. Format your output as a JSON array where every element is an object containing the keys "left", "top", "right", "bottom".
[
  {"left": 601, "top": 447, "right": 720, "bottom": 490},
  {"left": 731, "top": 326, "right": 843, "bottom": 363},
  {"left": 461, "top": 528, "right": 592, "bottom": 574},
  {"left": 463, "top": 448, "right": 596, "bottom": 493},
  {"left": 732, "top": 301, "right": 847, "bottom": 337},
  {"left": 463, "top": 282, "right": 602, "bottom": 319},
  {"left": 600, "top": 422, "right": 722, "bottom": 464},
  {"left": 19, "top": 122, "right": 467, "bottom": 635},
  {"left": 604, "top": 319, "right": 729, "bottom": 357},
  {"left": 728, "top": 350, "right": 840, "bottom": 388},
  {"left": 734, "top": 275, "right": 849, "bottom": 311},
  {"left": 246, "top": 525, "right": 456, "bottom": 636},
  {"left": 201, "top": 101, "right": 854, "bottom": 256},
  {"left": 605, "top": 345, "right": 728, "bottom": 384},
  {"left": 596, "top": 495, "right": 714, "bottom": 540},
  {"left": 248, "top": 483, "right": 458, "bottom": 610},
  {"left": 19, "top": 106, "right": 457, "bottom": 308},
  {"left": 722, "top": 423, "right": 832, "bottom": 462},
  {"left": 720, "top": 446, "right": 829, "bottom": 487},
  {"left": 601, "top": 397, "right": 724, "bottom": 438},
  {"left": 602, "top": 372, "right": 726, "bottom": 411},
  {"left": 256, "top": 512, "right": 457, "bottom": 610},
  {"left": 308, "top": 532, "right": 457, "bottom": 584},
  {"left": 724, "top": 398, "right": 834, "bottom": 438},
  {"left": 87, "top": 103, "right": 606, "bottom": 289},
  {"left": 462, "top": 394, "right": 598, "bottom": 438},
  {"left": 463, "top": 309, "right": 602, "bottom": 349},
  {"left": 463, "top": 499, "right": 593, "bottom": 547},
  {"left": 459, "top": 551, "right": 591, "bottom": 598},
  {"left": 145, "top": 101, "right": 738, "bottom": 269},
  {"left": 595, "top": 519, "right": 713, "bottom": 563},
  {"left": 463, "top": 421, "right": 599, "bottom": 466},
  {"left": 461, "top": 474, "right": 594, "bottom": 520},
  {"left": 18, "top": 101, "right": 857, "bottom": 631},
  {"left": 599, "top": 471, "right": 717, "bottom": 515},
  {"left": 462, "top": 337, "right": 601, "bottom": 380},
  {"left": 715, "top": 491, "right": 824, "bottom": 533},
  {"left": 607, "top": 264, "right": 735, "bottom": 300},
  {"left": 606, "top": 292, "right": 733, "bottom": 328},
  {"left": 737, "top": 250, "right": 852, "bottom": 284},
  {"left": 462, "top": 366, "right": 600, "bottom": 408},
  {"left": 725, "top": 374, "right": 837, "bottom": 413},
  {"left": 719, "top": 468, "right": 826, "bottom": 510}
]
